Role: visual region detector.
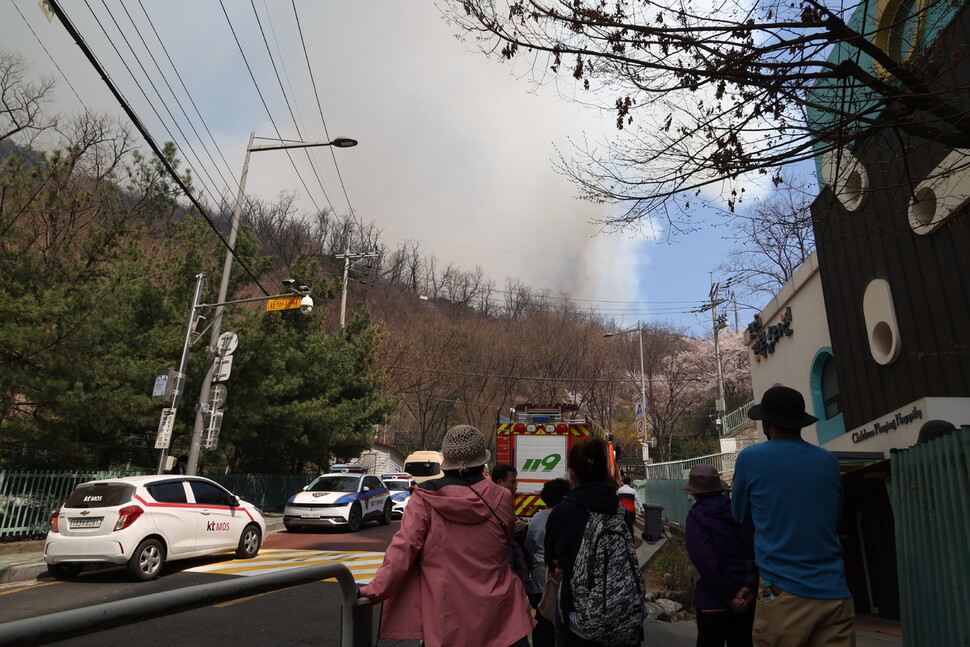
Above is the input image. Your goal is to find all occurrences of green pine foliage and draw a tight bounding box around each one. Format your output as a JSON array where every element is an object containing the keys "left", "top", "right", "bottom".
[{"left": 0, "top": 116, "right": 396, "bottom": 473}]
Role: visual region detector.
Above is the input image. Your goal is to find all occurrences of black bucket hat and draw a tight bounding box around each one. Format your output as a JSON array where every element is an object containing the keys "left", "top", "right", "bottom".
[{"left": 748, "top": 386, "right": 819, "bottom": 429}]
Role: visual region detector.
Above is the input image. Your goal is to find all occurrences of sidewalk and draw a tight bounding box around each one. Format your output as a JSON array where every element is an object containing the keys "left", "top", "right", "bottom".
[{"left": 634, "top": 521, "right": 903, "bottom": 647}]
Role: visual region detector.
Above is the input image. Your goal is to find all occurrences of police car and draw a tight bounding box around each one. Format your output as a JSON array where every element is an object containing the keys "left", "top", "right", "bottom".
[
  {"left": 283, "top": 471, "right": 392, "bottom": 532},
  {"left": 381, "top": 473, "right": 415, "bottom": 518},
  {"left": 44, "top": 475, "right": 265, "bottom": 582}
]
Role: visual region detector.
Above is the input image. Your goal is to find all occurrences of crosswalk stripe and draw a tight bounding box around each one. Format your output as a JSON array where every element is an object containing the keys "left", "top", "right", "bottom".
[{"left": 184, "top": 549, "right": 386, "bottom": 583}]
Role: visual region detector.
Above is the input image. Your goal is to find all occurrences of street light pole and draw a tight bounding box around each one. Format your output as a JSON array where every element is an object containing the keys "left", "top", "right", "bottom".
[
  {"left": 605, "top": 322, "right": 650, "bottom": 465},
  {"left": 636, "top": 320, "right": 649, "bottom": 464},
  {"left": 185, "top": 132, "right": 357, "bottom": 475}
]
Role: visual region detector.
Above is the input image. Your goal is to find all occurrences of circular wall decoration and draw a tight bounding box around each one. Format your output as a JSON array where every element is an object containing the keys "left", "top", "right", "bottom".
[
  {"left": 821, "top": 148, "right": 869, "bottom": 212},
  {"left": 862, "top": 279, "right": 901, "bottom": 365}
]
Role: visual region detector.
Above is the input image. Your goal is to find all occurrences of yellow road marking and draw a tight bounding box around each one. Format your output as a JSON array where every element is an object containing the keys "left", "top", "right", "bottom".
[{"left": 0, "top": 581, "right": 60, "bottom": 596}]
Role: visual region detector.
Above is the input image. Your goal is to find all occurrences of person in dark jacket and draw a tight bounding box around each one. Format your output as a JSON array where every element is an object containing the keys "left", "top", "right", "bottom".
[
  {"left": 169, "top": 454, "right": 188, "bottom": 475},
  {"left": 684, "top": 464, "right": 756, "bottom": 647},
  {"left": 544, "top": 437, "right": 631, "bottom": 647}
]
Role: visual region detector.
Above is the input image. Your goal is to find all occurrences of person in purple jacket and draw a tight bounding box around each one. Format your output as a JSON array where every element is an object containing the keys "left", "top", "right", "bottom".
[{"left": 684, "top": 464, "right": 756, "bottom": 647}]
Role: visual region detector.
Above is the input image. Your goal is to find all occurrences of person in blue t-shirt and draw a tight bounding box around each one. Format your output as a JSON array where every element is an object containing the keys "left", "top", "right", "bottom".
[{"left": 731, "top": 386, "right": 854, "bottom": 647}]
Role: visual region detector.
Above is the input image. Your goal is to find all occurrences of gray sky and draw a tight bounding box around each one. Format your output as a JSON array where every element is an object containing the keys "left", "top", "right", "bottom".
[{"left": 5, "top": 0, "right": 736, "bottom": 332}]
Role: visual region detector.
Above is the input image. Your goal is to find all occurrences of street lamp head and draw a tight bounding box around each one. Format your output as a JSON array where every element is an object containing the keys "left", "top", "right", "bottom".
[
  {"left": 603, "top": 333, "right": 614, "bottom": 338},
  {"left": 330, "top": 136, "right": 358, "bottom": 148}
]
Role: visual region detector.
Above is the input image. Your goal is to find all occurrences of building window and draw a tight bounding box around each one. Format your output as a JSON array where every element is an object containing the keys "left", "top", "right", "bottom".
[
  {"left": 821, "top": 355, "right": 841, "bottom": 419},
  {"left": 810, "top": 347, "right": 846, "bottom": 445},
  {"left": 873, "top": 0, "right": 926, "bottom": 64}
]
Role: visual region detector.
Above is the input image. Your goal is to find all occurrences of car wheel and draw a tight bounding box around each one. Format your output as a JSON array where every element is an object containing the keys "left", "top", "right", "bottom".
[
  {"left": 379, "top": 500, "right": 393, "bottom": 525},
  {"left": 127, "top": 538, "right": 164, "bottom": 582},
  {"left": 47, "top": 562, "right": 84, "bottom": 580},
  {"left": 347, "top": 503, "right": 362, "bottom": 532},
  {"left": 236, "top": 524, "right": 262, "bottom": 559}
]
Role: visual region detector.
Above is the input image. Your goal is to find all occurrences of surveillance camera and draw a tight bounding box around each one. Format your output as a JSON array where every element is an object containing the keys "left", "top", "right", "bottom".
[
  {"left": 299, "top": 285, "right": 311, "bottom": 293},
  {"left": 282, "top": 278, "right": 296, "bottom": 289},
  {"left": 300, "top": 295, "right": 314, "bottom": 315}
]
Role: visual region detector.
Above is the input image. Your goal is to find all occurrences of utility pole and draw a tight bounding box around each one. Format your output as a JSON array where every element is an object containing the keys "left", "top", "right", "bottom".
[
  {"left": 336, "top": 249, "right": 379, "bottom": 328},
  {"left": 156, "top": 272, "right": 206, "bottom": 474},
  {"left": 706, "top": 273, "right": 729, "bottom": 437}
]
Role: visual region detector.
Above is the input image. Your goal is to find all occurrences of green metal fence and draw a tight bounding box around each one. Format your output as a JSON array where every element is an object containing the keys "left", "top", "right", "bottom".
[
  {"left": 644, "top": 451, "right": 739, "bottom": 480},
  {"left": 0, "top": 470, "right": 316, "bottom": 540},
  {"left": 889, "top": 426, "right": 970, "bottom": 647},
  {"left": 209, "top": 473, "right": 312, "bottom": 512},
  {"left": 722, "top": 400, "right": 755, "bottom": 436},
  {"left": 0, "top": 470, "right": 150, "bottom": 539}
]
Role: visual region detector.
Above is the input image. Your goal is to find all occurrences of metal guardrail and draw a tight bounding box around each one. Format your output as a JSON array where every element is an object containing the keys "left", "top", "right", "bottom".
[
  {"left": 0, "top": 562, "right": 374, "bottom": 647},
  {"left": 644, "top": 451, "right": 739, "bottom": 480},
  {"left": 721, "top": 400, "right": 755, "bottom": 436}
]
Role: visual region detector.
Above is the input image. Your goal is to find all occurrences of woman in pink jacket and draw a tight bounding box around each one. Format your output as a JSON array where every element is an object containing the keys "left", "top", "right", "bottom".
[{"left": 359, "top": 424, "right": 535, "bottom": 647}]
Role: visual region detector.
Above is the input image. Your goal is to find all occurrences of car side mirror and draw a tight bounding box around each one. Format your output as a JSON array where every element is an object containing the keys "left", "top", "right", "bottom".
[
  {"left": 362, "top": 486, "right": 371, "bottom": 492},
  {"left": 229, "top": 496, "right": 239, "bottom": 507}
]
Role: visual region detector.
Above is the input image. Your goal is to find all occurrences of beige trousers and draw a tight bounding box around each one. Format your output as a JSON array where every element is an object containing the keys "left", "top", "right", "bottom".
[{"left": 752, "top": 586, "right": 856, "bottom": 647}]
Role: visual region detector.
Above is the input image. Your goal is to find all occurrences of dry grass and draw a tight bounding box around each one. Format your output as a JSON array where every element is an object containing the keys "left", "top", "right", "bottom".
[{"left": 644, "top": 535, "right": 695, "bottom": 600}]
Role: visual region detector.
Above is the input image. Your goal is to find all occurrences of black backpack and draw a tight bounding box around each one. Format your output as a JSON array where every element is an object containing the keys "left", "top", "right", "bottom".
[{"left": 571, "top": 504, "right": 646, "bottom": 645}]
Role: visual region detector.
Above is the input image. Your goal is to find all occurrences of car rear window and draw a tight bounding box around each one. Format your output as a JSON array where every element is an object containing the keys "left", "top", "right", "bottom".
[
  {"left": 405, "top": 461, "right": 441, "bottom": 478},
  {"left": 385, "top": 480, "right": 411, "bottom": 491},
  {"left": 64, "top": 483, "right": 135, "bottom": 508},
  {"left": 307, "top": 475, "right": 360, "bottom": 493}
]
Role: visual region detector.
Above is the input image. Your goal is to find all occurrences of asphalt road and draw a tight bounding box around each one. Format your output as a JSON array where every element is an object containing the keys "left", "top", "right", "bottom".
[{"left": 0, "top": 519, "right": 409, "bottom": 647}]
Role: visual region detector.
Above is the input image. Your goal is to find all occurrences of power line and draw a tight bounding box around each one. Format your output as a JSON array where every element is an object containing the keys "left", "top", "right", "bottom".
[
  {"left": 291, "top": 0, "right": 355, "bottom": 215},
  {"left": 47, "top": 0, "right": 270, "bottom": 295},
  {"left": 135, "top": 0, "right": 239, "bottom": 194},
  {"left": 116, "top": 0, "right": 236, "bottom": 194},
  {"left": 218, "top": 0, "right": 323, "bottom": 215},
  {"left": 87, "top": 0, "right": 227, "bottom": 208},
  {"left": 249, "top": 0, "right": 336, "bottom": 214},
  {"left": 10, "top": 0, "right": 84, "bottom": 105}
]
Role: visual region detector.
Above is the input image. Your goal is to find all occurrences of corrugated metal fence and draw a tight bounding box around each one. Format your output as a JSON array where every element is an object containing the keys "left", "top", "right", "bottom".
[
  {"left": 0, "top": 471, "right": 314, "bottom": 540},
  {"left": 635, "top": 478, "right": 691, "bottom": 527},
  {"left": 889, "top": 427, "right": 970, "bottom": 647}
]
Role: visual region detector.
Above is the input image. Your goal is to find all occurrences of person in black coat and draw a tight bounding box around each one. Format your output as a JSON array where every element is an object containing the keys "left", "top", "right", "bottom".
[{"left": 544, "top": 438, "right": 620, "bottom": 647}]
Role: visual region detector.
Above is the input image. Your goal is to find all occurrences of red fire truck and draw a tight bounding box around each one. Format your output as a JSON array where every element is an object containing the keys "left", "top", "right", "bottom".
[{"left": 496, "top": 403, "right": 617, "bottom": 517}]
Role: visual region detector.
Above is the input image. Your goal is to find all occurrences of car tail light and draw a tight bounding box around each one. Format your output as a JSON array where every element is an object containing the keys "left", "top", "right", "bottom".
[
  {"left": 114, "top": 505, "right": 144, "bottom": 531},
  {"left": 50, "top": 510, "right": 60, "bottom": 533}
]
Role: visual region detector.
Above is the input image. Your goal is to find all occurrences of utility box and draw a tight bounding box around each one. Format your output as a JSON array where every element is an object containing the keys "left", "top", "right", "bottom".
[{"left": 642, "top": 503, "right": 664, "bottom": 543}]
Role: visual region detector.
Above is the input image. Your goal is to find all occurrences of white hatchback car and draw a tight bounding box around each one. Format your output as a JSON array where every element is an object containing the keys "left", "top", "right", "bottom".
[
  {"left": 44, "top": 475, "right": 265, "bottom": 581},
  {"left": 283, "top": 473, "right": 391, "bottom": 532}
]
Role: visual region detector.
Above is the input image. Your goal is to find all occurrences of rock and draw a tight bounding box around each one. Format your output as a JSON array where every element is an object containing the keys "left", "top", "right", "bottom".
[
  {"left": 655, "top": 598, "right": 683, "bottom": 616},
  {"left": 645, "top": 601, "right": 669, "bottom": 621}
]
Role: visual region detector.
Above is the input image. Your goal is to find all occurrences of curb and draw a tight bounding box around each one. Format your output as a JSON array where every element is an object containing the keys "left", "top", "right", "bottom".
[
  {"left": 0, "top": 562, "right": 47, "bottom": 585},
  {"left": 0, "top": 519, "right": 286, "bottom": 586}
]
